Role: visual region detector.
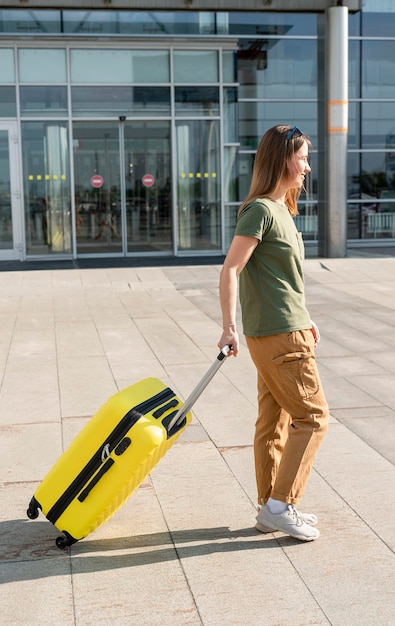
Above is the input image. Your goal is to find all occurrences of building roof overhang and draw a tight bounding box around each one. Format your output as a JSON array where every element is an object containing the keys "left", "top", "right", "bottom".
[{"left": 0, "top": 1, "right": 362, "bottom": 13}]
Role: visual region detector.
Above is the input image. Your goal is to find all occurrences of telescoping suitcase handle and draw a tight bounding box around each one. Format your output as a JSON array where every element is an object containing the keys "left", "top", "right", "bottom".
[{"left": 167, "top": 345, "right": 231, "bottom": 431}]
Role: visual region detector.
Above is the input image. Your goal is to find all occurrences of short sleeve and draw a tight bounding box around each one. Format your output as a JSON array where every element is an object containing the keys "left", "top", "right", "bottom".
[{"left": 235, "top": 201, "right": 273, "bottom": 242}]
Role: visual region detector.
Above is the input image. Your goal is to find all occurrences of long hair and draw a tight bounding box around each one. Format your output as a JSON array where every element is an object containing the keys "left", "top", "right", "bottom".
[{"left": 238, "top": 124, "right": 312, "bottom": 217}]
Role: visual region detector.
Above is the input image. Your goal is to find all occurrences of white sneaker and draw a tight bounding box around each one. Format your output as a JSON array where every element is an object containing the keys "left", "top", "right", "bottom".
[
  {"left": 255, "top": 505, "right": 318, "bottom": 533},
  {"left": 255, "top": 504, "right": 320, "bottom": 541}
]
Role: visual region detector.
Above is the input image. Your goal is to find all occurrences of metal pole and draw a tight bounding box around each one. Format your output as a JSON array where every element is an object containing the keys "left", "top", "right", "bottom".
[{"left": 325, "top": 5, "right": 349, "bottom": 257}]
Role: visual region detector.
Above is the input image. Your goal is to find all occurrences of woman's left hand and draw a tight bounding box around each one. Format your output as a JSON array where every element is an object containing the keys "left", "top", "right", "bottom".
[{"left": 310, "top": 319, "right": 320, "bottom": 347}]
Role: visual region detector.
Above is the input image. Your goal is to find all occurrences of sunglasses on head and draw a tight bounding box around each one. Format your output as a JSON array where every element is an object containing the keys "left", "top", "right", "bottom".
[{"left": 286, "top": 126, "right": 303, "bottom": 141}]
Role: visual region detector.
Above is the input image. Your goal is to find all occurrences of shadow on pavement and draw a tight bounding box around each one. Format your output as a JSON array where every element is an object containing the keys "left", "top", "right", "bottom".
[{"left": 0, "top": 518, "right": 299, "bottom": 583}]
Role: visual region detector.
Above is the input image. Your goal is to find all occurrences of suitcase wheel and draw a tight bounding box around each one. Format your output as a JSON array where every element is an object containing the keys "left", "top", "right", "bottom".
[
  {"left": 55, "top": 531, "right": 77, "bottom": 550},
  {"left": 27, "top": 497, "right": 40, "bottom": 520},
  {"left": 55, "top": 536, "right": 69, "bottom": 550}
]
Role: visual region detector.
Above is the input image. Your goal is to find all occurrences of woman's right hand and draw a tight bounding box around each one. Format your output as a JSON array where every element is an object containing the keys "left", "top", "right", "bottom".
[{"left": 218, "top": 327, "right": 239, "bottom": 357}]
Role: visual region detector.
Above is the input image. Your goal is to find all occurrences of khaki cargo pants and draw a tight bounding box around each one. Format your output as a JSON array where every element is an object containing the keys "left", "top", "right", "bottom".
[{"left": 246, "top": 329, "right": 330, "bottom": 505}]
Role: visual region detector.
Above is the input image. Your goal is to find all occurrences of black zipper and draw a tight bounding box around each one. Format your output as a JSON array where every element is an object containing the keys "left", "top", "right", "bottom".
[{"left": 46, "top": 387, "right": 175, "bottom": 524}]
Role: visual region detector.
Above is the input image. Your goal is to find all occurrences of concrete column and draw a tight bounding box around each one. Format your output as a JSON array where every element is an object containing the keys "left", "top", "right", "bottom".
[{"left": 319, "top": 5, "right": 349, "bottom": 257}]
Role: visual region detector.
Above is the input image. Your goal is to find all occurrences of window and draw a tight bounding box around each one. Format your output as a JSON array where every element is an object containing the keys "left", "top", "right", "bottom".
[
  {"left": 18, "top": 49, "right": 66, "bottom": 83},
  {"left": 71, "top": 86, "right": 170, "bottom": 117},
  {"left": 174, "top": 50, "right": 218, "bottom": 83},
  {"left": 21, "top": 121, "right": 71, "bottom": 255},
  {"left": 222, "top": 51, "right": 237, "bottom": 83},
  {"left": 228, "top": 12, "right": 317, "bottom": 36},
  {"left": 238, "top": 101, "right": 317, "bottom": 150},
  {"left": 175, "top": 87, "right": 219, "bottom": 117},
  {"left": 362, "top": 40, "right": 395, "bottom": 99},
  {"left": 361, "top": 102, "right": 395, "bottom": 149},
  {"left": 0, "top": 49, "right": 15, "bottom": 82},
  {"left": 176, "top": 120, "right": 221, "bottom": 251},
  {"left": 223, "top": 87, "right": 238, "bottom": 143},
  {"left": 0, "top": 87, "right": 16, "bottom": 116},
  {"left": 20, "top": 86, "right": 68, "bottom": 116},
  {"left": 70, "top": 49, "right": 170, "bottom": 84},
  {"left": 238, "top": 39, "right": 317, "bottom": 100}
]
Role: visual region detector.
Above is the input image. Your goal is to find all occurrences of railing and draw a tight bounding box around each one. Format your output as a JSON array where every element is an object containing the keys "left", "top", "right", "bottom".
[
  {"left": 294, "top": 212, "right": 395, "bottom": 239},
  {"left": 365, "top": 212, "right": 395, "bottom": 238},
  {"left": 293, "top": 214, "right": 318, "bottom": 238}
]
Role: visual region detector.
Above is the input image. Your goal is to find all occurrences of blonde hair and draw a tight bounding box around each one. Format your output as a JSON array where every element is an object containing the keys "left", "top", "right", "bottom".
[{"left": 238, "top": 124, "right": 312, "bottom": 217}]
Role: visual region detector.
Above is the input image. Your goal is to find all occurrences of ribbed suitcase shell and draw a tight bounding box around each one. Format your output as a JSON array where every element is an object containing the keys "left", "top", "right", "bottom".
[{"left": 29, "top": 377, "right": 191, "bottom": 547}]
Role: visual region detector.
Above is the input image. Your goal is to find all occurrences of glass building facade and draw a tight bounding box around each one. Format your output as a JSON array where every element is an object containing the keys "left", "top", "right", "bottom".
[{"left": 0, "top": 3, "right": 394, "bottom": 262}]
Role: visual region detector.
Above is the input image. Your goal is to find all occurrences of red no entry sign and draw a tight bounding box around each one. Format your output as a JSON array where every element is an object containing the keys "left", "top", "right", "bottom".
[
  {"left": 91, "top": 175, "right": 104, "bottom": 188},
  {"left": 142, "top": 174, "right": 155, "bottom": 188}
]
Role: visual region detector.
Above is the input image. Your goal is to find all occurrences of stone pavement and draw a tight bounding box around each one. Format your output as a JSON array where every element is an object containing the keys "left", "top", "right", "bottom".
[{"left": 0, "top": 257, "right": 394, "bottom": 626}]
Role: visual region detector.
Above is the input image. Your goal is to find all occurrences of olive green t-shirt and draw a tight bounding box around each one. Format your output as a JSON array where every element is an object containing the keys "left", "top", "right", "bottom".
[{"left": 235, "top": 198, "right": 311, "bottom": 337}]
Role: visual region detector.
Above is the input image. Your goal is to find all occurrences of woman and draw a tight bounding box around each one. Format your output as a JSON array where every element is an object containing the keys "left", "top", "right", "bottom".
[{"left": 218, "top": 125, "right": 329, "bottom": 542}]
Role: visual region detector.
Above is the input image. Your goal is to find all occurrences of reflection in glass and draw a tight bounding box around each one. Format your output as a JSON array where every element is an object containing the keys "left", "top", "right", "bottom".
[
  {"left": 224, "top": 204, "right": 239, "bottom": 248},
  {"left": 22, "top": 122, "right": 71, "bottom": 255},
  {"left": 361, "top": 7, "right": 395, "bottom": 37},
  {"left": 224, "top": 146, "right": 238, "bottom": 203},
  {"left": 349, "top": 40, "right": 360, "bottom": 101},
  {"left": 174, "top": 50, "right": 218, "bottom": 83},
  {"left": 124, "top": 121, "right": 172, "bottom": 253},
  {"left": 0, "top": 10, "right": 61, "bottom": 34},
  {"left": 175, "top": 87, "right": 219, "bottom": 116},
  {"left": 302, "top": 152, "right": 316, "bottom": 201},
  {"left": 70, "top": 49, "right": 169, "bottom": 84},
  {"left": 73, "top": 122, "right": 122, "bottom": 254},
  {"left": 0, "top": 49, "right": 15, "bottom": 82},
  {"left": 293, "top": 203, "right": 318, "bottom": 241},
  {"left": 238, "top": 39, "right": 317, "bottom": 100},
  {"left": 20, "top": 86, "right": 68, "bottom": 117},
  {"left": 347, "top": 152, "right": 361, "bottom": 200},
  {"left": 348, "top": 9, "right": 361, "bottom": 37},
  {"left": 238, "top": 150, "right": 316, "bottom": 205},
  {"left": 18, "top": 49, "right": 67, "bottom": 83},
  {"left": 347, "top": 101, "right": 359, "bottom": 150},
  {"left": 238, "top": 153, "right": 255, "bottom": 202},
  {"left": 228, "top": 12, "right": 317, "bottom": 36},
  {"left": 222, "top": 51, "right": 237, "bottom": 83},
  {"left": 73, "top": 122, "right": 173, "bottom": 254},
  {"left": 1, "top": 10, "right": 216, "bottom": 36},
  {"left": 0, "top": 9, "right": 319, "bottom": 37},
  {"left": 238, "top": 101, "right": 317, "bottom": 150},
  {"left": 0, "top": 87, "right": 16, "bottom": 117},
  {"left": 176, "top": 120, "right": 220, "bottom": 251},
  {"left": 361, "top": 102, "right": 395, "bottom": 149},
  {"left": 223, "top": 88, "right": 238, "bottom": 143},
  {"left": 347, "top": 152, "right": 375, "bottom": 239},
  {"left": 72, "top": 86, "right": 171, "bottom": 117},
  {"left": 63, "top": 10, "right": 204, "bottom": 36},
  {"left": 361, "top": 152, "right": 395, "bottom": 200},
  {"left": 0, "top": 131, "right": 13, "bottom": 250},
  {"left": 347, "top": 151, "right": 395, "bottom": 240},
  {"left": 362, "top": 40, "right": 395, "bottom": 99}
]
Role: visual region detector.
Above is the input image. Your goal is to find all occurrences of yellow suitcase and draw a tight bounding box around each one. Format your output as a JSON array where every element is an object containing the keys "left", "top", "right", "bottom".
[{"left": 27, "top": 347, "right": 230, "bottom": 548}]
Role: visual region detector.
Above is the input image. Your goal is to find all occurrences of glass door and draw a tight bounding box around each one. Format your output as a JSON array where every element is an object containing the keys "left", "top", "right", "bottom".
[
  {"left": 22, "top": 122, "right": 72, "bottom": 256},
  {"left": 73, "top": 121, "right": 172, "bottom": 255},
  {"left": 176, "top": 120, "right": 221, "bottom": 251},
  {"left": 0, "top": 122, "right": 22, "bottom": 260},
  {"left": 73, "top": 122, "right": 122, "bottom": 255},
  {"left": 124, "top": 121, "right": 172, "bottom": 253}
]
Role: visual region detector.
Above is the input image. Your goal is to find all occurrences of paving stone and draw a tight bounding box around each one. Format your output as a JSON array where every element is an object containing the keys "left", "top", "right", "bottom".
[{"left": 1, "top": 258, "right": 394, "bottom": 626}]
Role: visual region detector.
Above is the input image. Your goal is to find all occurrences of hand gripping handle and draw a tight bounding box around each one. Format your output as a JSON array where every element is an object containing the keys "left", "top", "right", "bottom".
[{"left": 167, "top": 345, "right": 231, "bottom": 432}]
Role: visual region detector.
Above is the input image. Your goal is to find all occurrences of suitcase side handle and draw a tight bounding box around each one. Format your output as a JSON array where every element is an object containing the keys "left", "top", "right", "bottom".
[{"left": 167, "top": 345, "right": 231, "bottom": 433}]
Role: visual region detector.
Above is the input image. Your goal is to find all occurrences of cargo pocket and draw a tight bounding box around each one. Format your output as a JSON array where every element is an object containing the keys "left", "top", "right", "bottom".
[{"left": 273, "top": 351, "right": 319, "bottom": 399}]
